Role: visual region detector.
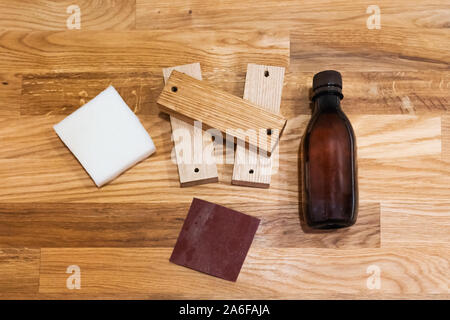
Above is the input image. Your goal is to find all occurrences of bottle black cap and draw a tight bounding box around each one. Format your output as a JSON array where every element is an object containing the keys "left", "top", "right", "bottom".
[{"left": 312, "top": 70, "right": 343, "bottom": 100}]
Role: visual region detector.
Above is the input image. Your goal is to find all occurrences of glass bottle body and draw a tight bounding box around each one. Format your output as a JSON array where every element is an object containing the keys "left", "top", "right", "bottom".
[{"left": 302, "top": 94, "right": 358, "bottom": 229}]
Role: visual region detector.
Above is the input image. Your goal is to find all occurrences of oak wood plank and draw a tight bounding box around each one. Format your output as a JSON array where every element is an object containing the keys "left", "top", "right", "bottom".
[
  {"left": 232, "top": 64, "right": 285, "bottom": 188},
  {"left": 38, "top": 247, "right": 449, "bottom": 297},
  {"left": 0, "top": 248, "right": 40, "bottom": 293},
  {"left": 381, "top": 202, "right": 450, "bottom": 247},
  {"left": 162, "top": 63, "right": 218, "bottom": 187},
  {"left": 157, "top": 71, "right": 287, "bottom": 156},
  {"left": 0, "top": 30, "right": 289, "bottom": 73},
  {"left": 0, "top": 202, "right": 379, "bottom": 248},
  {"left": 0, "top": 73, "right": 21, "bottom": 117},
  {"left": 0, "top": 0, "right": 136, "bottom": 31}
]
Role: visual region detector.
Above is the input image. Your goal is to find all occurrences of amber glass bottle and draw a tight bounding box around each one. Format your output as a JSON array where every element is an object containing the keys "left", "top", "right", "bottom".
[{"left": 302, "top": 70, "right": 358, "bottom": 229}]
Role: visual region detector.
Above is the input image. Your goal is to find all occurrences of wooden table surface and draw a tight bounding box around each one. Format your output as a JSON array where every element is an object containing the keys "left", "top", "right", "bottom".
[{"left": 0, "top": 0, "right": 448, "bottom": 299}]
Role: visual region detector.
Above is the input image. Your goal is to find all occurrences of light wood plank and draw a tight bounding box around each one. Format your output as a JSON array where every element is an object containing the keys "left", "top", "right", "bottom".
[
  {"left": 0, "top": 248, "right": 40, "bottom": 293},
  {"left": 162, "top": 63, "right": 218, "bottom": 187},
  {"left": 381, "top": 202, "right": 450, "bottom": 247},
  {"left": 0, "top": 202, "right": 379, "bottom": 249},
  {"left": 157, "top": 71, "right": 287, "bottom": 156},
  {"left": 39, "top": 247, "right": 449, "bottom": 297},
  {"left": 0, "top": 115, "right": 445, "bottom": 203},
  {"left": 0, "top": 0, "right": 135, "bottom": 31},
  {"left": 232, "top": 64, "right": 285, "bottom": 188},
  {"left": 0, "top": 30, "right": 289, "bottom": 73}
]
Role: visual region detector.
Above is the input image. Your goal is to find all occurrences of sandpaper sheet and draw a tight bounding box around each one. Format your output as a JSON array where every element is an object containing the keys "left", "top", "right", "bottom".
[{"left": 170, "top": 198, "right": 260, "bottom": 282}]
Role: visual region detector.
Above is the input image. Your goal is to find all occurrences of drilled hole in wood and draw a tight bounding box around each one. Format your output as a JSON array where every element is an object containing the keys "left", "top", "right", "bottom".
[
  {"left": 249, "top": 169, "right": 254, "bottom": 174},
  {"left": 211, "top": 136, "right": 215, "bottom": 142},
  {"left": 171, "top": 86, "right": 178, "bottom": 92},
  {"left": 2, "top": 81, "right": 8, "bottom": 85},
  {"left": 194, "top": 168, "right": 199, "bottom": 173},
  {"left": 264, "top": 70, "right": 269, "bottom": 77},
  {"left": 267, "top": 128, "right": 272, "bottom": 135}
]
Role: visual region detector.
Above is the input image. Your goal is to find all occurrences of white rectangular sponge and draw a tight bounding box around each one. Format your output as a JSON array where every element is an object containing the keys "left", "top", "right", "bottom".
[{"left": 54, "top": 86, "right": 156, "bottom": 187}]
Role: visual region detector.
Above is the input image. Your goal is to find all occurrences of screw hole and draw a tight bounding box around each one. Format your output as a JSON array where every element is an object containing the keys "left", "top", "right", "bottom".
[
  {"left": 2, "top": 81, "right": 8, "bottom": 85},
  {"left": 188, "top": 9, "right": 192, "bottom": 14},
  {"left": 264, "top": 70, "right": 269, "bottom": 77},
  {"left": 211, "top": 136, "right": 215, "bottom": 142},
  {"left": 249, "top": 169, "right": 254, "bottom": 174},
  {"left": 266, "top": 128, "right": 272, "bottom": 135},
  {"left": 194, "top": 168, "right": 199, "bottom": 173},
  {"left": 171, "top": 86, "right": 178, "bottom": 92}
]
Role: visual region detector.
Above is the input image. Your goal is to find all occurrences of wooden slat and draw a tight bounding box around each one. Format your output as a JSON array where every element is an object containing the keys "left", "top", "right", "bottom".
[
  {"left": 0, "top": 202, "right": 379, "bottom": 249},
  {"left": 381, "top": 202, "right": 450, "bottom": 247},
  {"left": 0, "top": 73, "right": 21, "bottom": 117},
  {"left": 39, "top": 247, "right": 448, "bottom": 297},
  {"left": 0, "top": 30, "right": 289, "bottom": 73},
  {"left": 157, "top": 71, "right": 287, "bottom": 156},
  {"left": 232, "top": 64, "right": 285, "bottom": 188},
  {"left": 0, "top": 0, "right": 135, "bottom": 31},
  {"left": 162, "top": 63, "right": 218, "bottom": 187},
  {"left": 0, "top": 248, "right": 40, "bottom": 293}
]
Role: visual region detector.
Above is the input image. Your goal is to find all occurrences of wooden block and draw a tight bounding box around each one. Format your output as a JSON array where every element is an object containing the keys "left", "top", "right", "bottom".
[
  {"left": 170, "top": 198, "right": 260, "bottom": 282},
  {"left": 0, "top": 248, "right": 40, "bottom": 293},
  {"left": 157, "top": 71, "right": 287, "bottom": 156},
  {"left": 162, "top": 63, "right": 218, "bottom": 187},
  {"left": 232, "top": 64, "right": 285, "bottom": 188},
  {"left": 39, "top": 247, "right": 448, "bottom": 297},
  {"left": 381, "top": 202, "right": 450, "bottom": 247}
]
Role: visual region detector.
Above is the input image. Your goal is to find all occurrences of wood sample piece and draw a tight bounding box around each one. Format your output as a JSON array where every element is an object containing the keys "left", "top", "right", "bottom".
[
  {"left": 170, "top": 198, "right": 260, "bottom": 282},
  {"left": 232, "top": 64, "right": 285, "bottom": 188},
  {"left": 162, "top": 63, "right": 218, "bottom": 187},
  {"left": 157, "top": 71, "right": 287, "bottom": 156}
]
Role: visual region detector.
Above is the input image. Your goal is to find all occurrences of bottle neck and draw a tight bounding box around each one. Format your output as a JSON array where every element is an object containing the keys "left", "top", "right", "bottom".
[{"left": 313, "top": 93, "right": 342, "bottom": 113}]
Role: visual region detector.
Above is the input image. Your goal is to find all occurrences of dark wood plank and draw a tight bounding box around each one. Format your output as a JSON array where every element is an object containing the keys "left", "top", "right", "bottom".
[{"left": 0, "top": 202, "right": 379, "bottom": 248}]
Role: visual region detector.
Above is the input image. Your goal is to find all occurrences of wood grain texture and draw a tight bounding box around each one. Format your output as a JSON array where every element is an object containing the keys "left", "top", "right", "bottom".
[
  {"left": 0, "top": 202, "right": 379, "bottom": 249},
  {"left": 0, "top": 248, "right": 40, "bottom": 293},
  {"left": 0, "top": 115, "right": 445, "bottom": 203},
  {"left": 0, "top": 0, "right": 135, "bottom": 31},
  {"left": 0, "top": 0, "right": 448, "bottom": 300},
  {"left": 157, "top": 70, "right": 287, "bottom": 156},
  {"left": 0, "top": 73, "right": 21, "bottom": 117},
  {"left": 381, "top": 202, "right": 450, "bottom": 247},
  {"left": 162, "top": 63, "right": 218, "bottom": 187},
  {"left": 232, "top": 64, "right": 285, "bottom": 188},
  {"left": 0, "top": 30, "right": 289, "bottom": 73},
  {"left": 39, "top": 247, "right": 448, "bottom": 297},
  {"left": 137, "top": 0, "right": 449, "bottom": 71}
]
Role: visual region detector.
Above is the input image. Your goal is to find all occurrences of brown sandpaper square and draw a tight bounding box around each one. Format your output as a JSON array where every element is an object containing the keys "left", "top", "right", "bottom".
[{"left": 170, "top": 198, "right": 260, "bottom": 282}]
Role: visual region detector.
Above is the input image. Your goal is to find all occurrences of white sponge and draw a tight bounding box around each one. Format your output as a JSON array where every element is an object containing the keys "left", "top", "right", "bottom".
[{"left": 54, "top": 86, "right": 156, "bottom": 187}]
